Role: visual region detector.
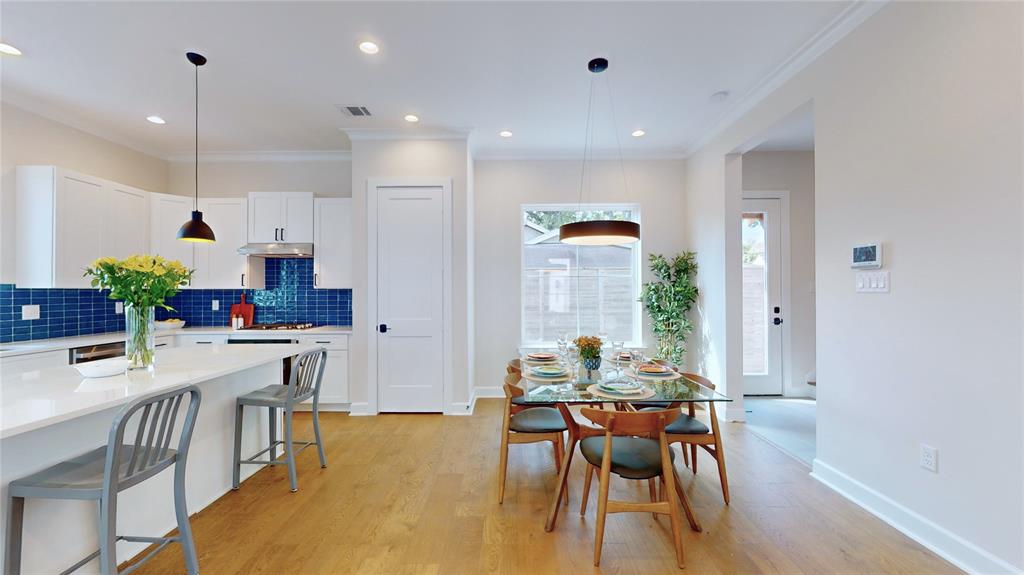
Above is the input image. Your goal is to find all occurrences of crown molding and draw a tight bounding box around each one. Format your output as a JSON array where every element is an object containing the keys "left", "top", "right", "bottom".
[
  {"left": 683, "top": 0, "right": 888, "bottom": 158},
  {"left": 166, "top": 150, "right": 352, "bottom": 163},
  {"left": 473, "top": 148, "right": 687, "bottom": 161},
  {"left": 342, "top": 128, "right": 473, "bottom": 142}
]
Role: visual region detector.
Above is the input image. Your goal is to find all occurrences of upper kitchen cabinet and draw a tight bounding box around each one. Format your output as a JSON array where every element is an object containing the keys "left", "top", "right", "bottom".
[
  {"left": 150, "top": 192, "right": 195, "bottom": 268},
  {"left": 313, "top": 198, "right": 352, "bottom": 289},
  {"left": 192, "top": 197, "right": 265, "bottom": 289},
  {"left": 16, "top": 166, "right": 152, "bottom": 288},
  {"left": 247, "top": 192, "right": 314, "bottom": 243}
]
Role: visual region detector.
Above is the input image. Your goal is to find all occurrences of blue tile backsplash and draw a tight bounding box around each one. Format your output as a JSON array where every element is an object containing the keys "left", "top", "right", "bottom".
[{"left": 0, "top": 258, "right": 351, "bottom": 343}]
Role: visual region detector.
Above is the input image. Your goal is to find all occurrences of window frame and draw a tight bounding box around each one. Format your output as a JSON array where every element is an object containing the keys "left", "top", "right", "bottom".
[{"left": 519, "top": 202, "right": 643, "bottom": 349}]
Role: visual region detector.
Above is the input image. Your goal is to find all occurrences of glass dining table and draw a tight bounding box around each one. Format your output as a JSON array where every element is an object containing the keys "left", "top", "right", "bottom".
[{"left": 515, "top": 366, "right": 732, "bottom": 533}]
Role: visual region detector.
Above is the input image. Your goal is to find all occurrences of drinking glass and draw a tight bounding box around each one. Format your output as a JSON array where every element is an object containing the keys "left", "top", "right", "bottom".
[
  {"left": 611, "top": 341, "right": 625, "bottom": 381},
  {"left": 556, "top": 333, "right": 569, "bottom": 362},
  {"left": 629, "top": 350, "right": 645, "bottom": 379},
  {"left": 567, "top": 347, "right": 580, "bottom": 383}
]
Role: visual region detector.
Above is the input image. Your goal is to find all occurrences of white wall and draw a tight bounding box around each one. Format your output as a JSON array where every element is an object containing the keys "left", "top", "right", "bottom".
[
  {"left": 0, "top": 103, "right": 168, "bottom": 283},
  {"left": 473, "top": 159, "right": 687, "bottom": 395},
  {"left": 167, "top": 158, "right": 351, "bottom": 198},
  {"left": 684, "top": 2, "right": 1022, "bottom": 572},
  {"left": 348, "top": 138, "right": 473, "bottom": 413},
  {"left": 742, "top": 151, "right": 816, "bottom": 397}
]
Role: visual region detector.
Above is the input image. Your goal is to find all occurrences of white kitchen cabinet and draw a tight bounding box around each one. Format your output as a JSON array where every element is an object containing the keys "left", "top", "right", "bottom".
[
  {"left": 0, "top": 349, "right": 68, "bottom": 373},
  {"left": 16, "top": 166, "right": 153, "bottom": 288},
  {"left": 247, "top": 192, "right": 314, "bottom": 243},
  {"left": 150, "top": 192, "right": 195, "bottom": 270},
  {"left": 300, "top": 335, "right": 349, "bottom": 403},
  {"left": 104, "top": 184, "right": 150, "bottom": 259},
  {"left": 177, "top": 335, "right": 228, "bottom": 346},
  {"left": 313, "top": 198, "right": 352, "bottom": 289},
  {"left": 191, "top": 198, "right": 265, "bottom": 289}
]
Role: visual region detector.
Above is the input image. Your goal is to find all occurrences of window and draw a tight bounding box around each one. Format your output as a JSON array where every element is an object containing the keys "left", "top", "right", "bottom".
[{"left": 521, "top": 204, "right": 642, "bottom": 347}]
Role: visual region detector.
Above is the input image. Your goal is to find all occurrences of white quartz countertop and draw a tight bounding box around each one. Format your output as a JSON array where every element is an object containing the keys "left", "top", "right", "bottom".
[
  {"left": 0, "top": 343, "right": 316, "bottom": 439},
  {"left": 0, "top": 326, "right": 351, "bottom": 358}
]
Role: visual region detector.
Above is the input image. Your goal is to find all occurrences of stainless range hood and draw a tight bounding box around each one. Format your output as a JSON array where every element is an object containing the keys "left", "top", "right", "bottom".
[{"left": 237, "top": 243, "right": 314, "bottom": 257}]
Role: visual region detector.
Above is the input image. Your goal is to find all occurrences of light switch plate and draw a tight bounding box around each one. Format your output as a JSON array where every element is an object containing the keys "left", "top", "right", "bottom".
[
  {"left": 856, "top": 271, "right": 890, "bottom": 293},
  {"left": 21, "top": 304, "right": 40, "bottom": 320}
]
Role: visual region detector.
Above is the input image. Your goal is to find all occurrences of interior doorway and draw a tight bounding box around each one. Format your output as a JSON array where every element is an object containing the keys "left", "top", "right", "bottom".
[{"left": 737, "top": 102, "right": 817, "bottom": 465}]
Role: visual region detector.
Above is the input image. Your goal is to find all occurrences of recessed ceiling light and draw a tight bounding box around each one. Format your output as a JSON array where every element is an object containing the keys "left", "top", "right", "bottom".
[
  {"left": 146, "top": 115, "right": 166, "bottom": 125},
  {"left": 404, "top": 114, "right": 419, "bottom": 123},
  {"left": 631, "top": 129, "right": 645, "bottom": 138},
  {"left": 499, "top": 130, "right": 513, "bottom": 138},
  {"left": 0, "top": 43, "right": 22, "bottom": 56},
  {"left": 358, "top": 41, "right": 380, "bottom": 55},
  {"left": 711, "top": 90, "right": 730, "bottom": 103}
]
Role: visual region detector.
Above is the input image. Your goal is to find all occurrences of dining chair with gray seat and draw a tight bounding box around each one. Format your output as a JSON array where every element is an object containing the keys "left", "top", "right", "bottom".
[
  {"left": 498, "top": 372, "right": 569, "bottom": 504},
  {"left": 575, "top": 407, "right": 698, "bottom": 569},
  {"left": 233, "top": 347, "right": 328, "bottom": 493},
  {"left": 5, "top": 385, "right": 202, "bottom": 575}
]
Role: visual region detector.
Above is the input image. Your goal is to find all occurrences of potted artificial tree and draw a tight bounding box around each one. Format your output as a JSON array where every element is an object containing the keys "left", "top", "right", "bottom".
[{"left": 640, "top": 252, "right": 698, "bottom": 366}]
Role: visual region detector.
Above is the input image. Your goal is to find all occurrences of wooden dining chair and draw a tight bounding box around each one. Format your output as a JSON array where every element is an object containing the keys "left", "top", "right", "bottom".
[
  {"left": 639, "top": 372, "right": 729, "bottom": 504},
  {"left": 506, "top": 358, "right": 522, "bottom": 375},
  {"left": 575, "top": 408, "right": 694, "bottom": 568},
  {"left": 498, "top": 372, "right": 569, "bottom": 504}
]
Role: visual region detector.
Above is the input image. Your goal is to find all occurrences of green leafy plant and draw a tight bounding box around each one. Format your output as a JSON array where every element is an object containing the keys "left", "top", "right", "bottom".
[{"left": 640, "top": 252, "right": 698, "bottom": 365}]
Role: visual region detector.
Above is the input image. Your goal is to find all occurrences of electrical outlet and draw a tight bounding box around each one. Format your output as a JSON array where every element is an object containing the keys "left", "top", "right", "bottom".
[
  {"left": 920, "top": 444, "right": 938, "bottom": 473},
  {"left": 212, "top": 300, "right": 220, "bottom": 311},
  {"left": 21, "top": 304, "right": 40, "bottom": 320},
  {"left": 115, "top": 302, "right": 124, "bottom": 314}
]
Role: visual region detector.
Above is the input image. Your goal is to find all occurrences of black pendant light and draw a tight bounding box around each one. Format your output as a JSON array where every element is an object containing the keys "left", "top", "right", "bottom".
[
  {"left": 559, "top": 57, "right": 640, "bottom": 246},
  {"left": 177, "top": 51, "right": 216, "bottom": 243}
]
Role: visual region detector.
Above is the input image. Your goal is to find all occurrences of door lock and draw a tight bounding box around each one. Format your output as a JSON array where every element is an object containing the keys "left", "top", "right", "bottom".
[
  {"left": 773, "top": 317, "right": 783, "bottom": 325},
  {"left": 378, "top": 324, "right": 389, "bottom": 333}
]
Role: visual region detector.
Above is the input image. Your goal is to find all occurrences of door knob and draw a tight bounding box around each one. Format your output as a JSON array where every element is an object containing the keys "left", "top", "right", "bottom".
[
  {"left": 773, "top": 317, "right": 783, "bottom": 325},
  {"left": 378, "top": 324, "right": 389, "bottom": 333}
]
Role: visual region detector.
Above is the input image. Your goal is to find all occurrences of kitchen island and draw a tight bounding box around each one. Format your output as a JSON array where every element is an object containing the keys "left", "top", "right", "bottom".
[{"left": 0, "top": 343, "right": 317, "bottom": 573}]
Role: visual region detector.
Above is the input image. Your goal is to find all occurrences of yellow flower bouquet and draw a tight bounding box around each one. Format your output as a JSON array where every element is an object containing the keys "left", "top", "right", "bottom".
[{"left": 84, "top": 255, "right": 193, "bottom": 369}]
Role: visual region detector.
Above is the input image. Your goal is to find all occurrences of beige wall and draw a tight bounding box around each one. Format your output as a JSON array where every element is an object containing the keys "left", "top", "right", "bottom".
[
  {"left": 348, "top": 138, "right": 473, "bottom": 412},
  {"left": 473, "top": 159, "right": 687, "bottom": 394},
  {"left": 742, "top": 151, "right": 816, "bottom": 397},
  {"left": 684, "top": 2, "right": 1022, "bottom": 571},
  {"left": 0, "top": 103, "right": 168, "bottom": 283},
  {"left": 167, "top": 159, "right": 351, "bottom": 198}
]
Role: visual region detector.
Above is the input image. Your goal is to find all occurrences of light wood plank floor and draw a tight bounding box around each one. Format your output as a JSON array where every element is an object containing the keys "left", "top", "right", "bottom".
[{"left": 131, "top": 399, "right": 959, "bottom": 574}]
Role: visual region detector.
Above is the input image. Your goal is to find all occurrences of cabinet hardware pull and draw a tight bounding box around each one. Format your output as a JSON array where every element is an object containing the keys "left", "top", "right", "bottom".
[
  {"left": 241, "top": 273, "right": 245, "bottom": 286},
  {"left": 281, "top": 228, "right": 286, "bottom": 241},
  {"left": 315, "top": 341, "right": 330, "bottom": 344},
  {"left": 274, "top": 228, "right": 279, "bottom": 241},
  {"left": 314, "top": 273, "right": 319, "bottom": 286}
]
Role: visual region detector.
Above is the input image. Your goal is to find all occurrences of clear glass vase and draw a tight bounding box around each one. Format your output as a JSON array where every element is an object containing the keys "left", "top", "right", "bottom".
[{"left": 125, "top": 304, "right": 155, "bottom": 370}]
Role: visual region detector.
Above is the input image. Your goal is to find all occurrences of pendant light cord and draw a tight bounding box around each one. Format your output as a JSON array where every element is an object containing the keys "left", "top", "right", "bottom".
[
  {"left": 604, "top": 74, "right": 630, "bottom": 200},
  {"left": 194, "top": 63, "right": 199, "bottom": 211},
  {"left": 577, "top": 76, "right": 596, "bottom": 214}
]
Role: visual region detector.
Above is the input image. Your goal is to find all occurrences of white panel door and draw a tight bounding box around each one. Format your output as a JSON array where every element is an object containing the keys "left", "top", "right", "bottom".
[
  {"left": 282, "top": 193, "right": 314, "bottom": 242},
  {"left": 55, "top": 173, "right": 106, "bottom": 288},
  {"left": 377, "top": 187, "right": 445, "bottom": 412},
  {"left": 247, "top": 192, "right": 283, "bottom": 243},
  {"left": 742, "top": 198, "right": 784, "bottom": 395},
  {"left": 104, "top": 185, "right": 149, "bottom": 259},
  {"left": 150, "top": 193, "right": 194, "bottom": 270},
  {"left": 313, "top": 198, "right": 352, "bottom": 288},
  {"left": 193, "top": 198, "right": 247, "bottom": 288}
]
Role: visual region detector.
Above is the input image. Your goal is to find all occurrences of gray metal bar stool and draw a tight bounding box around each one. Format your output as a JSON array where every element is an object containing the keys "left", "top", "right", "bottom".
[
  {"left": 232, "top": 347, "right": 327, "bottom": 493},
  {"left": 5, "top": 385, "right": 202, "bottom": 575}
]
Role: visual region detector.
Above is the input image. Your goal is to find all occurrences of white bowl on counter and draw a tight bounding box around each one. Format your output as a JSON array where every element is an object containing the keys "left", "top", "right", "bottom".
[
  {"left": 155, "top": 319, "right": 186, "bottom": 331},
  {"left": 74, "top": 358, "right": 131, "bottom": 378}
]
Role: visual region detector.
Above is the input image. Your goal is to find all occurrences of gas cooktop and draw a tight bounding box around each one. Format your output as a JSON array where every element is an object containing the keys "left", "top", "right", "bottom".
[{"left": 239, "top": 323, "right": 314, "bottom": 331}]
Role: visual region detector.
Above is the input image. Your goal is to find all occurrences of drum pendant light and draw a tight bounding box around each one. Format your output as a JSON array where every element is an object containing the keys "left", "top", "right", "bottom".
[
  {"left": 177, "top": 52, "right": 216, "bottom": 243},
  {"left": 559, "top": 58, "right": 640, "bottom": 246}
]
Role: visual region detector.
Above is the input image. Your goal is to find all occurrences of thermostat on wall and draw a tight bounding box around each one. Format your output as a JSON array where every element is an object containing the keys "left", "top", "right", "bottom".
[{"left": 851, "top": 243, "right": 882, "bottom": 269}]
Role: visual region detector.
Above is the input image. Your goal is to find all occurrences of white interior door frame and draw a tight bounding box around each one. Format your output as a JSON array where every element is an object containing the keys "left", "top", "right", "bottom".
[
  {"left": 366, "top": 177, "right": 454, "bottom": 415},
  {"left": 743, "top": 190, "right": 792, "bottom": 394}
]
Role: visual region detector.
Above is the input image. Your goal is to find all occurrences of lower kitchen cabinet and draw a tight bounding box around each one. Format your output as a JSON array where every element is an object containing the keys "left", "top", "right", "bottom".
[
  {"left": 301, "top": 335, "right": 349, "bottom": 404},
  {"left": 1, "top": 349, "right": 68, "bottom": 373}
]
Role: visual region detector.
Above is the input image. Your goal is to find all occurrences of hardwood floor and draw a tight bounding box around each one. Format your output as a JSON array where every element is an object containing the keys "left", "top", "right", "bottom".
[{"left": 130, "top": 399, "right": 959, "bottom": 574}]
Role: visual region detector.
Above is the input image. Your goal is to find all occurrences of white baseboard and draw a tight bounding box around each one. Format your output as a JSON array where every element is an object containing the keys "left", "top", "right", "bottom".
[
  {"left": 448, "top": 398, "right": 476, "bottom": 416},
  {"left": 293, "top": 403, "right": 350, "bottom": 413},
  {"left": 347, "top": 402, "right": 374, "bottom": 416},
  {"left": 474, "top": 386, "right": 504, "bottom": 399},
  {"left": 811, "top": 459, "right": 1021, "bottom": 575}
]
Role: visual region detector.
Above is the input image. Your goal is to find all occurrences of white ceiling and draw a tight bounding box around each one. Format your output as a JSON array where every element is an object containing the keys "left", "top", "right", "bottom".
[{"left": 0, "top": 1, "right": 852, "bottom": 159}]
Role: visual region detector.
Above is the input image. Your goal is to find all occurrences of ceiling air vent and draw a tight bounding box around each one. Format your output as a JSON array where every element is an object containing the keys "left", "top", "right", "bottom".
[{"left": 337, "top": 105, "right": 372, "bottom": 117}]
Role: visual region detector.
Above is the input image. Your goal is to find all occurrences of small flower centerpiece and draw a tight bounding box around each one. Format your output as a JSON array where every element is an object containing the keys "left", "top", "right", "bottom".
[
  {"left": 85, "top": 255, "right": 192, "bottom": 370},
  {"left": 574, "top": 335, "right": 603, "bottom": 374}
]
